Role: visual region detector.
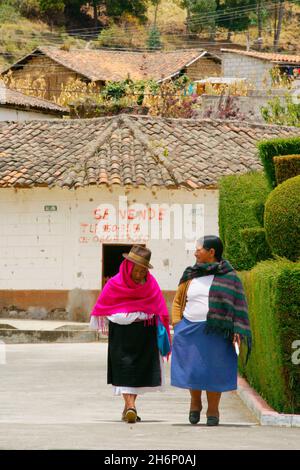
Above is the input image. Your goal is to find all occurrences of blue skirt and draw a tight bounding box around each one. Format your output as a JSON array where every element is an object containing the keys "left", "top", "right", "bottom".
[{"left": 171, "top": 318, "right": 238, "bottom": 392}]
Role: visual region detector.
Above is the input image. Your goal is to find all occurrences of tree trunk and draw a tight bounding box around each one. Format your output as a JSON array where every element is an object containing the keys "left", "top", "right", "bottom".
[
  {"left": 209, "top": 27, "right": 216, "bottom": 41},
  {"left": 186, "top": 4, "right": 191, "bottom": 35},
  {"left": 154, "top": 1, "right": 159, "bottom": 28},
  {"left": 257, "top": 0, "right": 263, "bottom": 48},
  {"left": 246, "top": 31, "right": 250, "bottom": 51},
  {"left": 93, "top": 2, "right": 98, "bottom": 28},
  {"left": 273, "top": 1, "right": 278, "bottom": 45},
  {"left": 274, "top": 0, "right": 284, "bottom": 51}
]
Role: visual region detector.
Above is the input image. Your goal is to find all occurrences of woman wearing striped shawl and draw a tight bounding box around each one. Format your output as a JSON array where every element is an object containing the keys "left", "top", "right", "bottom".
[{"left": 171, "top": 235, "right": 252, "bottom": 426}]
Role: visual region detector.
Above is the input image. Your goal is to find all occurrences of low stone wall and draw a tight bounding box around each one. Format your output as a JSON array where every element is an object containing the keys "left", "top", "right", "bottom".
[
  {"left": 198, "top": 90, "right": 290, "bottom": 122},
  {"left": 0, "top": 289, "right": 176, "bottom": 321}
]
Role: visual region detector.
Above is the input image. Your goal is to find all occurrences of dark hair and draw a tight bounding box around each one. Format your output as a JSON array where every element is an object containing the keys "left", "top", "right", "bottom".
[{"left": 197, "top": 235, "right": 224, "bottom": 262}]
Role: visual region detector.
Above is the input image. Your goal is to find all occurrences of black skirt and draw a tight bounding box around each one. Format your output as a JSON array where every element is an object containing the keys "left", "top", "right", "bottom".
[{"left": 107, "top": 320, "right": 161, "bottom": 387}]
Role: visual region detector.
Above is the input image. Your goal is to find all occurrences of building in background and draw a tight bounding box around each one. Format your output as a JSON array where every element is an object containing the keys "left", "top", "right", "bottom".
[
  {"left": 0, "top": 114, "right": 297, "bottom": 318},
  {"left": 1, "top": 47, "right": 221, "bottom": 102},
  {"left": 0, "top": 80, "right": 68, "bottom": 121},
  {"left": 221, "top": 49, "right": 300, "bottom": 89}
]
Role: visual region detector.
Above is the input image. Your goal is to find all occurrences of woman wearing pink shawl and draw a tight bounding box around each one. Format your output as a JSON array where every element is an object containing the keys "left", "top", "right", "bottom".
[{"left": 90, "top": 245, "right": 171, "bottom": 424}]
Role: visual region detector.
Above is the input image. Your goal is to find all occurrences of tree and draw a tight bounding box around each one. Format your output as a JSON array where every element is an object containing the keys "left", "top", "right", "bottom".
[
  {"left": 147, "top": 26, "right": 162, "bottom": 50},
  {"left": 147, "top": 0, "right": 162, "bottom": 49},
  {"left": 257, "top": 0, "right": 263, "bottom": 41},
  {"left": 216, "top": 0, "right": 256, "bottom": 40},
  {"left": 273, "top": 0, "right": 285, "bottom": 51},
  {"left": 181, "top": 0, "right": 217, "bottom": 35},
  {"left": 89, "top": 0, "right": 101, "bottom": 27},
  {"left": 0, "top": 1, "right": 21, "bottom": 23},
  {"left": 39, "top": 0, "right": 65, "bottom": 29},
  {"left": 104, "top": 0, "right": 148, "bottom": 22},
  {"left": 151, "top": 0, "right": 160, "bottom": 28},
  {"left": 67, "top": 1, "right": 148, "bottom": 26}
]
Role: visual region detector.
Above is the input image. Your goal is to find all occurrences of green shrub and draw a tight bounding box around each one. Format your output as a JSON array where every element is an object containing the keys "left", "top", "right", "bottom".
[
  {"left": 274, "top": 154, "right": 300, "bottom": 185},
  {"left": 219, "top": 172, "right": 271, "bottom": 270},
  {"left": 261, "top": 94, "right": 300, "bottom": 127},
  {"left": 258, "top": 136, "right": 300, "bottom": 188},
  {"left": 240, "top": 227, "right": 272, "bottom": 263},
  {"left": 0, "top": 1, "right": 21, "bottom": 22},
  {"left": 264, "top": 175, "right": 300, "bottom": 261},
  {"left": 239, "top": 259, "right": 300, "bottom": 413},
  {"left": 147, "top": 26, "right": 162, "bottom": 50},
  {"left": 18, "top": 0, "right": 40, "bottom": 18}
]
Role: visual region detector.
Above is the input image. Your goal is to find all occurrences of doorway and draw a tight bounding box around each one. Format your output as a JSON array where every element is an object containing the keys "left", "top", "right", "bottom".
[{"left": 102, "top": 244, "right": 145, "bottom": 287}]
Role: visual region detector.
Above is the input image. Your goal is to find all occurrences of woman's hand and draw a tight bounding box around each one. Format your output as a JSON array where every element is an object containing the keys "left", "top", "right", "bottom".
[{"left": 233, "top": 333, "right": 241, "bottom": 347}]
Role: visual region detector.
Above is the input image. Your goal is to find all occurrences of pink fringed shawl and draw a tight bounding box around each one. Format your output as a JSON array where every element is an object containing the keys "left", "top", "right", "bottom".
[{"left": 90, "top": 259, "right": 171, "bottom": 347}]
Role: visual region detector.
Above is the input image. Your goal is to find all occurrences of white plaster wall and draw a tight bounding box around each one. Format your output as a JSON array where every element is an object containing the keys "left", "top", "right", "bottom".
[
  {"left": 222, "top": 53, "right": 273, "bottom": 89},
  {"left": 0, "top": 186, "right": 219, "bottom": 291},
  {"left": 0, "top": 107, "right": 62, "bottom": 121}
]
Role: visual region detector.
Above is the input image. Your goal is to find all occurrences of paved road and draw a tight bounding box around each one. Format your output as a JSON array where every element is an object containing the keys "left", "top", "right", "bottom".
[{"left": 0, "top": 343, "right": 299, "bottom": 450}]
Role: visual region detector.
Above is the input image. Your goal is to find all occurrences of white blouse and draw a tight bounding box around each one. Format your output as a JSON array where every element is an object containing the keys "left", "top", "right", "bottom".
[
  {"left": 183, "top": 275, "right": 214, "bottom": 322},
  {"left": 89, "top": 312, "right": 154, "bottom": 329}
]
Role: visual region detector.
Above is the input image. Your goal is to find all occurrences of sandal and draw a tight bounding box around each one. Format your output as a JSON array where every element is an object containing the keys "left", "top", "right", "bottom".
[
  {"left": 125, "top": 407, "right": 137, "bottom": 424},
  {"left": 122, "top": 408, "right": 141, "bottom": 422}
]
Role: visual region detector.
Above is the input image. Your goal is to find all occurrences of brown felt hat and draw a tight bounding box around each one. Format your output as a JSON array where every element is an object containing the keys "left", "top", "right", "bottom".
[{"left": 122, "top": 245, "right": 153, "bottom": 269}]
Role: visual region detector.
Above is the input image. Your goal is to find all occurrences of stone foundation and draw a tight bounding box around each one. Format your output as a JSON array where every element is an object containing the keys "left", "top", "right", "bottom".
[{"left": 0, "top": 289, "right": 176, "bottom": 321}]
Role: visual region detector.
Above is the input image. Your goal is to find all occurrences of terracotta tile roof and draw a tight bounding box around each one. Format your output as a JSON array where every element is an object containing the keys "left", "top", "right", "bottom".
[
  {"left": 0, "top": 115, "right": 298, "bottom": 189},
  {"left": 3, "top": 47, "right": 219, "bottom": 82},
  {"left": 0, "top": 80, "right": 68, "bottom": 115},
  {"left": 221, "top": 48, "right": 300, "bottom": 64}
]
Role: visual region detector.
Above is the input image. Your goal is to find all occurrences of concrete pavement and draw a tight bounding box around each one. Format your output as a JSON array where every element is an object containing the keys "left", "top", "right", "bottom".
[{"left": 0, "top": 343, "right": 299, "bottom": 450}]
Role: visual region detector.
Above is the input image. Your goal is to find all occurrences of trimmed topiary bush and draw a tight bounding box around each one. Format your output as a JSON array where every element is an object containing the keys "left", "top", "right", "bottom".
[
  {"left": 219, "top": 172, "right": 271, "bottom": 270},
  {"left": 258, "top": 137, "right": 300, "bottom": 188},
  {"left": 240, "top": 259, "right": 300, "bottom": 413},
  {"left": 264, "top": 175, "right": 300, "bottom": 261},
  {"left": 240, "top": 227, "right": 272, "bottom": 263},
  {"left": 274, "top": 154, "right": 300, "bottom": 185}
]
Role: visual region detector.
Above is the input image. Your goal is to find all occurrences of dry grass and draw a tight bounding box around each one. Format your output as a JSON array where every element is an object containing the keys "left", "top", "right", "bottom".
[
  {"left": 0, "top": 18, "right": 85, "bottom": 70},
  {"left": 149, "top": 0, "right": 300, "bottom": 52},
  {"left": 147, "top": 0, "right": 186, "bottom": 29}
]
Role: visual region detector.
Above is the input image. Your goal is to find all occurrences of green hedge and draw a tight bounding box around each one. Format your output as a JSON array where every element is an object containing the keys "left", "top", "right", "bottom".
[
  {"left": 264, "top": 175, "right": 300, "bottom": 262},
  {"left": 274, "top": 154, "right": 300, "bottom": 185},
  {"left": 239, "top": 259, "right": 300, "bottom": 413},
  {"left": 258, "top": 136, "right": 300, "bottom": 188},
  {"left": 219, "top": 172, "right": 271, "bottom": 270},
  {"left": 240, "top": 227, "right": 272, "bottom": 263}
]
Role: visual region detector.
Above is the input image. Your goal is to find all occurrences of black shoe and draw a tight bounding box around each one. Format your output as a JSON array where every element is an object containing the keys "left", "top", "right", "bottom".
[
  {"left": 206, "top": 416, "right": 219, "bottom": 426},
  {"left": 189, "top": 410, "right": 201, "bottom": 425}
]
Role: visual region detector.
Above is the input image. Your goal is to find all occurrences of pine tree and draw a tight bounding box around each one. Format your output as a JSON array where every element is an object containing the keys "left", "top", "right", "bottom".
[{"left": 147, "top": 26, "right": 162, "bottom": 50}]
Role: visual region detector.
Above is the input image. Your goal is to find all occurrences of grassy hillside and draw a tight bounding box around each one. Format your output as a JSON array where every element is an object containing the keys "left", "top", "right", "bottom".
[
  {"left": 151, "top": 0, "right": 300, "bottom": 52},
  {"left": 0, "top": 18, "right": 85, "bottom": 71},
  {"left": 0, "top": 0, "right": 299, "bottom": 72},
  {"left": 147, "top": 0, "right": 186, "bottom": 28}
]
